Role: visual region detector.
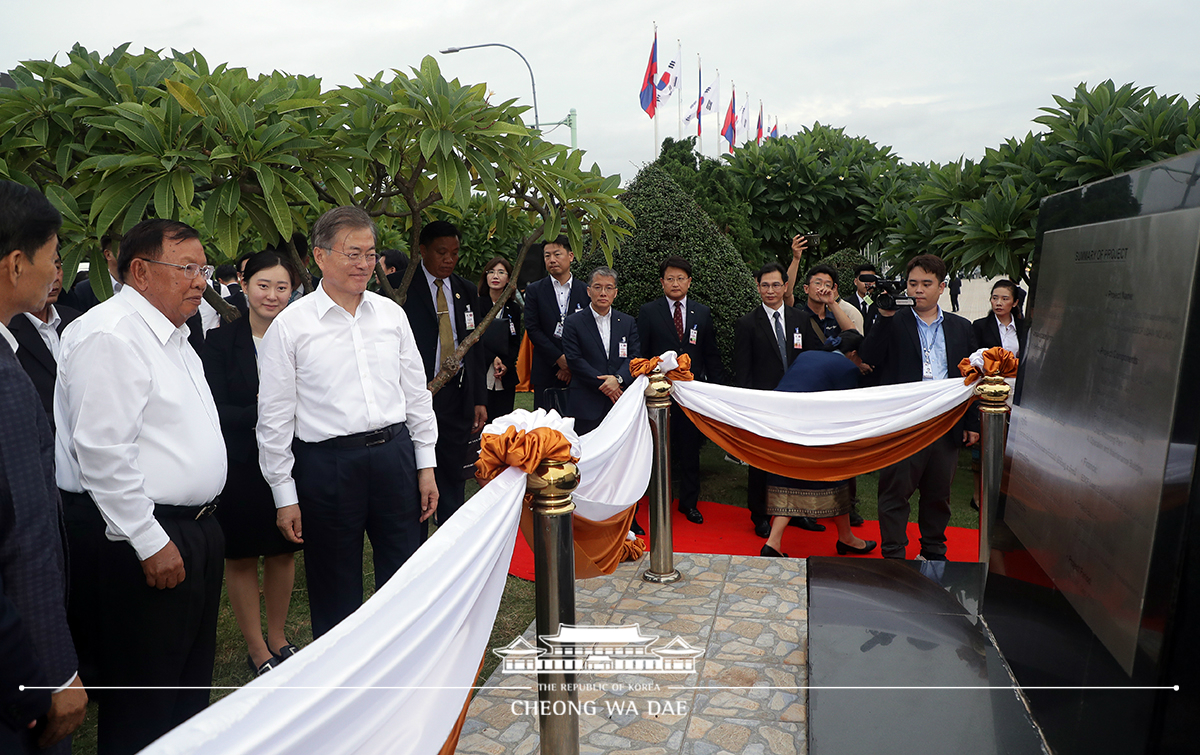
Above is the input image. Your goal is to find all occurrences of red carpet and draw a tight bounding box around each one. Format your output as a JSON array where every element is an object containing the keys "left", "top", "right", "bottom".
[{"left": 508, "top": 498, "right": 980, "bottom": 580}]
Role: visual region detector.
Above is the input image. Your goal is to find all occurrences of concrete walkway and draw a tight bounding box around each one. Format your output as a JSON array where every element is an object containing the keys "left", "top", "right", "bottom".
[{"left": 455, "top": 553, "right": 809, "bottom": 755}]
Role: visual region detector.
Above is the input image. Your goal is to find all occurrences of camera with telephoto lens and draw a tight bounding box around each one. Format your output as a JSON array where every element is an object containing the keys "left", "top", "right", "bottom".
[{"left": 861, "top": 275, "right": 914, "bottom": 310}]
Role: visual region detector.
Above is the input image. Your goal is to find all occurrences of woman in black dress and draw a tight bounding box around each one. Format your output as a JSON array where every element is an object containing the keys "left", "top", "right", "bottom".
[
  {"left": 202, "top": 251, "right": 301, "bottom": 676},
  {"left": 477, "top": 256, "right": 523, "bottom": 420}
]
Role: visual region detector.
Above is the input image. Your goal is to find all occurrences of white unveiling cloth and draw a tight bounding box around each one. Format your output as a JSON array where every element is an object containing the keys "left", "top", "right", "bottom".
[
  {"left": 142, "top": 442, "right": 530, "bottom": 755},
  {"left": 667, "top": 348, "right": 1000, "bottom": 445}
]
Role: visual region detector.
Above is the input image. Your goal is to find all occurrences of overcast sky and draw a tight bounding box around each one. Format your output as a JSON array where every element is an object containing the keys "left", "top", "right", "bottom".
[{"left": 4, "top": 0, "right": 1199, "bottom": 184}]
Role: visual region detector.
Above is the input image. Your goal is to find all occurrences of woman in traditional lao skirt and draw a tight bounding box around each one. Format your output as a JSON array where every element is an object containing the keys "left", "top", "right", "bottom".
[{"left": 760, "top": 331, "right": 877, "bottom": 558}]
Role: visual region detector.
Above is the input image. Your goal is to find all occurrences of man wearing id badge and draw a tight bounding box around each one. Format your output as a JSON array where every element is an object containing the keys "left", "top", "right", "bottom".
[
  {"left": 402, "top": 220, "right": 488, "bottom": 525},
  {"left": 562, "top": 266, "right": 639, "bottom": 435},
  {"left": 735, "top": 262, "right": 846, "bottom": 538},
  {"left": 637, "top": 256, "right": 728, "bottom": 524},
  {"left": 859, "top": 254, "right": 979, "bottom": 561},
  {"left": 523, "top": 236, "right": 589, "bottom": 413}
]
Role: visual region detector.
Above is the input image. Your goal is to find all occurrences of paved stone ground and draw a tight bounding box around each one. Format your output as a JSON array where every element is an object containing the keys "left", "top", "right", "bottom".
[{"left": 456, "top": 553, "right": 808, "bottom": 755}]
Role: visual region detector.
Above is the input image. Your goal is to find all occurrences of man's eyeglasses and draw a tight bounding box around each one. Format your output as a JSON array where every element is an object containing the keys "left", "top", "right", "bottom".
[
  {"left": 141, "top": 258, "right": 215, "bottom": 281},
  {"left": 758, "top": 282, "right": 786, "bottom": 290},
  {"left": 663, "top": 276, "right": 689, "bottom": 284},
  {"left": 590, "top": 285, "right": 617, "bottom": 293},
  {"left": 319, "top": 245, "right": 378, "bottom": 265}
]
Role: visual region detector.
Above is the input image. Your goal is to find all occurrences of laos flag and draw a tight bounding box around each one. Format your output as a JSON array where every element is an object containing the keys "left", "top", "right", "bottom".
[
  {"left": 639, "top": 33, "right": 658, "bottom": 118},
  {"left": 721, "top": 87, "right": 736, "bottom": 152}
]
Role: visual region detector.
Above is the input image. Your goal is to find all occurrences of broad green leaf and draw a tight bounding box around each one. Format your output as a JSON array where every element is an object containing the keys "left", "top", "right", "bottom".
[{"left": 164, "top": 79, "right": 207, "bottom": 116}]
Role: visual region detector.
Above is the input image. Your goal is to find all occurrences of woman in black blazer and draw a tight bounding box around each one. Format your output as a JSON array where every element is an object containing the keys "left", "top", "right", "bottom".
[
  {"left": 477, "top": 256, "right": 523, "bottom": 420},
  {"left": 202, "top": 251, "right": 301, "bottom": 676},
  {"left": 971, "top": 279, "right": 1028, "bottom": 357},
  {"left": 970, "top": 279, "right": 1028, "bottom": 513}
]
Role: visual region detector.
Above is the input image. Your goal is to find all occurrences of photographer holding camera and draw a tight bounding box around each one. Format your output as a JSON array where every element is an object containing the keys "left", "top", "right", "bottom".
[{"left": 859, "top": 254, "right": 979, "bottom": 561}]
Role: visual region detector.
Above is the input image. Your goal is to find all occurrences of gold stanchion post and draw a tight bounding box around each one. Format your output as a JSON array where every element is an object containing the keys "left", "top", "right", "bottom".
[
  {"left": 527, "top": 459, "right": 580, "bottom": 755},
  {"left": 642, "top": 368, "right": 681, "bottom": 583},
  {"left": 976, "top": 374, "right": 1012, "bottom": 572}
]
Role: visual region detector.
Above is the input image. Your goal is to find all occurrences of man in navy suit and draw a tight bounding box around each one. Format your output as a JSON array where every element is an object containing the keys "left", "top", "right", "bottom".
[
  {"left": 562, "top": 267, "right": 639, "bottom": 435},
  {"left": 637, "top": 256, "right": 726, "bottom": 523},
  {"left": 523, "top": 236, "right": 589, "bottom": 413},
  {"left": 0, "top": 180, "right": 86, "bottom": 754},
  {"left": 735, "top": 262, "right": 841, "bottom": 538},
  {"left": 57, "top": 235, "right": 117, "bottom": 312},
  {"left": 860, "top": 254, "right": 980, "bottom": 560},
  {"left": 402, "top": 221, "right": 487, "bottom": 525}
]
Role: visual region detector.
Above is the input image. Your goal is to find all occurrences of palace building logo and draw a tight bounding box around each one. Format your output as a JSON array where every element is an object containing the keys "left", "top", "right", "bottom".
[{"left": 493, "top": 624, "right": 702, "bottom": 675}]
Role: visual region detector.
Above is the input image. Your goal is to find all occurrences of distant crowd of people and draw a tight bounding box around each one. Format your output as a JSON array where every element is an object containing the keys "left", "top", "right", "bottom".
[{"left": 1, "top": 178, "right": 1028, "bottom": 754}]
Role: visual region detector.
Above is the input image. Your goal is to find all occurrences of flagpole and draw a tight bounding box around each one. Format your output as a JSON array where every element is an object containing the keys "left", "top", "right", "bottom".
[
  {"left": 696, "top": 54, "right": 702, "bottom": 155},
  {"left": 676, "top": 40, "right": 682, "bottom": 141},
  {"left": 714, "top": 71, "right": 720, "bottom": 159},
  {"left": 653, "top": 23, "right": 659, "bottom": 160}
]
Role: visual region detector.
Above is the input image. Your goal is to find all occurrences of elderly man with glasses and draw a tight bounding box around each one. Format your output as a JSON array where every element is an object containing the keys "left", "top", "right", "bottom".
[
  {"left": 257, "top": 206, "right": 438, "bottom": 640},
  {"left": 561, "top": 266, "right": 640, "bottom": 436},
  {"left": 55, "top": 219, "right": 226, "bottom": 755}
]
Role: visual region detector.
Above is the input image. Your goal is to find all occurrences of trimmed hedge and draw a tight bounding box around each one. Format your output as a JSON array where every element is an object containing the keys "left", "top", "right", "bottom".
[{"left": 577, "top": 164, "right": 759, "bottom": 367}]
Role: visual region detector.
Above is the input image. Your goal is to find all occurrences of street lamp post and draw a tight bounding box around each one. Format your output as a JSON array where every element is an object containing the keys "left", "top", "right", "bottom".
[{"left": 439, "top": 43, "right": 539, "bottom": 128}]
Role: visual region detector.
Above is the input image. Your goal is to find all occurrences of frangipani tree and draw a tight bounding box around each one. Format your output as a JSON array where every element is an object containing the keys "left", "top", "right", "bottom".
[{"left": 0, "top": 44, "right": 632, "bottom": 391}]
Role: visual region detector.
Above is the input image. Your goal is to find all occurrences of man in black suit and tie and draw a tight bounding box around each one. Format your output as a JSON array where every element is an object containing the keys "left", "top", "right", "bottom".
[
  {"left": 57, "top": 235, "right": 118, "bottom": 312},
  {"left": 735, "top": 262, "right": 845, "bottom": 537},
  {"left": 562, "top": 267, "right": 639, "bottom": 435},
  {"left": 8, "top": 249, "right": 79, "bottom": 427},
  {"left": 637, "top": 256, "right": 727, "bottom": 523},
  {"left": 0, "top": 180, "right": 87, "bottom": 754},
  {"left": 860, "top": 254, "right": 980, "bottom": 560},
  {"left": 524, "top": 236, "right": 589, "bottom": 413},
  {"left": 402, "top": 220, "right": 487, "bottom": 524},
  {"left": 851, "top": 263, "right": 879, "bottom": 336}
]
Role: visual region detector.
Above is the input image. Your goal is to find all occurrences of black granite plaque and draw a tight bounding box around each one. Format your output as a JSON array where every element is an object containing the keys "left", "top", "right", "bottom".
[
  {"left": 1006, "top": 209, "right": 1200, "bottom": 674},
  {"left": 989, "top": 150, "right": 1200, "bottom": 755}
]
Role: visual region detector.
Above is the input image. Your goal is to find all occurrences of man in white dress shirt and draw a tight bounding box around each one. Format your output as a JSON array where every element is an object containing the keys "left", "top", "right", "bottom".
[
  {"left": 257, "top": 206, "right": 438, "bottom": 638},
  {"left": 55, "top": 219, "right": 226, "bottom": 755}
]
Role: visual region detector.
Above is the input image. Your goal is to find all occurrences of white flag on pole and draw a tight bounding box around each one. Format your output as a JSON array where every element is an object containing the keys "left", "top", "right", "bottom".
[
  {"left": 656, "top": 47, "right": 680, "bottom": 106},
  {"left": 684, "top": 82, "right": 715, "bottom": 123}
]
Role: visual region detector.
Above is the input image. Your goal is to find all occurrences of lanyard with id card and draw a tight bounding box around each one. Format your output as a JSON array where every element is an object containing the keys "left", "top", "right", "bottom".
[
  {"left": 618, "top": 337, "right": 628, "bottom": 358},
  {"left": 689, "top": 326, "right": 698, "bottom": 345}
]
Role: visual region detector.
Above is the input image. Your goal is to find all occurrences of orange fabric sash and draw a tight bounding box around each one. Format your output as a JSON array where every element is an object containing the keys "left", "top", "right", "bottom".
[
  {"left": 959, "top": 346, "right": 1019, "bottom": 385},
  {"left": 474, "top": 426, "right": 642, "bottom": 580},
  {"left": 516, "top": 332, "right": 533, "bottom": 392},
  {"left": 680, "top": 400, "right": 974, "bottom": 481},
  {"left": 630, "top": 353, "right": 694, "bottom": 382}
]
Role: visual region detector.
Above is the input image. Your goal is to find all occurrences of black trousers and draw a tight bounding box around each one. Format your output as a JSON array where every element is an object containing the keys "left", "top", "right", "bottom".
[
  {"left": 747, "top": 466, "right": 769, "bottom": 528},
  {"left": 433, "top": 379, "right": 471, "bottom": 525},
  {"left": 877, "top": 431, "right": 960, "bottom": 559},
  {"left": 61, "top": 491, "right": 105, "bottom": 688},
  {"left": 670, "top": 408, "right": 702, "bottom": 511},
  {"left": 294, "top": 424, "right": 423, "bottom": 638},
  {"left": 486, "top": 387, "right": 516, "bottom": 422},
  {"left": 65, "top": 492, "right": 225, "bottom": 755}
]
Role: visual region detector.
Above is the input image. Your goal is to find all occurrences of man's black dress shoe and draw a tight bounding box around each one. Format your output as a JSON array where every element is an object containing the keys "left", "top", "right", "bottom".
[
  {"left": 680, "top": 507, "right": 704, "bottom": 524},
  {"left": 835, "top": 539, "right": 877, "bottom": 555},
  {"left": 918, "top": 550, "right": 947, "bottom": 561},
  {"left": 760, "top": 544, "right": 787, "bottom": 557},
  {"left": 631, "top": 519, "right": 645, "bottom": 536},
  {"left": 754, "top": 521, "right": 771, "bottom": 538},
  {"left": 849, "top": 506, "right": 865, "bottom": 527},
  {"left": 789, "top": 516, "right": 826, "bottom": 532}
]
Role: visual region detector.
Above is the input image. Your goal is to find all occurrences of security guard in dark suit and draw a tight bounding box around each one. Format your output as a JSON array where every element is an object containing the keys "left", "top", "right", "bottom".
[{"left": 637, "top": 256, "right": 727, "bottom": 523}]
